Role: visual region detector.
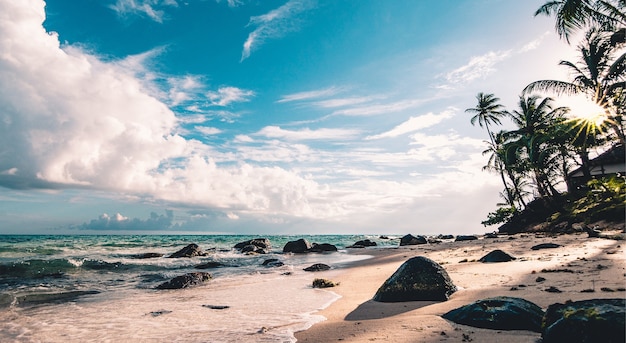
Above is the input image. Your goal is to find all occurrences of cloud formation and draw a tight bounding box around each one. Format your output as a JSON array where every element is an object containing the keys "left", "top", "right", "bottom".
[
  {"left": 366, "top": 108, "right": 457, "bottom": 140},
  {"left": 77, "top": 210, "right": 179, "bottom": 231},
  {"left": 241, "top": 0, "right": 316, "bottom": 61}
]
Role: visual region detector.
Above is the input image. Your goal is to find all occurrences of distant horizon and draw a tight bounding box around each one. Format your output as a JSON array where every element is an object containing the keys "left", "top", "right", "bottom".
[{"left": 1, "top": 0, "right": 588, "bottom": 235}]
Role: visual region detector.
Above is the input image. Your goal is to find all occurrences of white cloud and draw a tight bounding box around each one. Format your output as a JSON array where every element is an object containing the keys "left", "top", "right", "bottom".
[
  {"left": 278, "top": 86, "right": 343, "bottom": 102},
  {"left": 207, "top": 86, "right": 255, "bottom": 106},
  {"left": 445, "top": 50, "right": 512, "bottom": 84},
  {"left": 241, "top": 0, "right": 316, "bottom": 61},
  {"left": 109, "top": 0, "right": 179, "bottom": 23},
  {"left": 195, "top": 126, "right": 222, "bottom": 135},
  {"left": 255, "top": 126, "right": 360, "bottom": 141},
  {"left": 313, "top": 96, "right": 375, "bottom": 108},
  {"left": 366, "top": 108, "right": 457, "bottom": 140},
  {"left": 332, "top": 99, "right": 423, "bottom": 116}
]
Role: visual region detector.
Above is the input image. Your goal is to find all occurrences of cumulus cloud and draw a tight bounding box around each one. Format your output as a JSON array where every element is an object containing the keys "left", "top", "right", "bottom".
[
  {"left": 366, "top": 108, "right": 457, "bottom": 140},
  {"left": 77, "top": 210, "right": 179, "bottom": 231},
  {"left": 241, "top": 0, "right": 316, "bottom": 61}
]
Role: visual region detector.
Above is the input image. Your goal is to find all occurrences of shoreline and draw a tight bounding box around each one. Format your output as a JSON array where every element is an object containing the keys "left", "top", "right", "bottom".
[{"left": 295, "top": 232, "right": 626, "bottom": 342}]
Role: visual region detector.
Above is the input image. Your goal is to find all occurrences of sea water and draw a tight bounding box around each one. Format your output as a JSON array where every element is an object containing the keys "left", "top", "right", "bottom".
[{"left": 0, "top": 235, "right": 396, "bottom": 342}]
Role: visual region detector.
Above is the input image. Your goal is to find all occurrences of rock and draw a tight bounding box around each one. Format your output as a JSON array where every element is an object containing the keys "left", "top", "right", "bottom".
[
  {"left": 195, "top": 261, "right": 226, "bottom": 269},
  {"left": 531, "top": 243, "right": 562, "bottom": 250},
  {"left": 455, "top": 235, "right": 478, "bottom": 242},
  {"left": 479, "top": 249, "right": 516, "bottom": 263},
  {"left": 379, "top": 235, "right": 389, "bottom": 239},
  {"left": 202, "top": 304, "right": 230, "bottom": 310},
  {"left": 234, "top": 238, "right": 271, "bottom": 254},
  {"left": 303, "top": 263, "right": 331, "bottom": 272},
  {"left": 542, "top": 299, "right": 625, "bottom": 343},
  {"left": 168, "top": 244, "right": 208, "bottom": 258},
  {"left": 283, "top": 239, "right": 312, "bottom": 253},
  {"left": 373, "top": 256, "right": 456, "bottom": 302},
  {"left": 261, "top": 259, "right": 284, "bottom": 267},
  {"left": 132, "top": 252, "right": 164, "bottom": 259},
  {"left": 347, "top": 239, "right": 377, "bottom": 248},
  {"left": 155, "top": 272, "right": 212, "bottom": 289},
  {"left": 442, "top": 296, "right": 544, "bottom": 332},
  {"left": 308, "top": 243, "right": 338, "bottom": 252},
  {"left": 484, "top": 232, "right": 499, "bottom": 239},
  {"left": 437, "top": 234, "right": 454, "bottom": 240},
  {"left": 312, "top": 278, "right": 338, "bottom": 288},
  {"left": 399, "top": 234, "right": 427, "bottom": 246}
]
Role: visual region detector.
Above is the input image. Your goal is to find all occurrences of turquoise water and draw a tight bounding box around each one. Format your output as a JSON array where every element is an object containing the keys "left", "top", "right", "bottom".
[{"left": 0, "top": 234, "right": 398, "bottom": 342}]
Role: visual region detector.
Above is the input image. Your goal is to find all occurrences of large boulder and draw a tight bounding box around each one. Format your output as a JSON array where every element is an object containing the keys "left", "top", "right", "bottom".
[
  {"left": 283, "top": 239, "right": 313, "bottom": 253},
  {"left": 373, "top": 256, "right": 456, "bottom": 302},
  {"left": 479, "top": 249, "right": 516, "bottom": 263},
  {"left": 168, "top": 243, "right": 208, "bottom": 258},
  {"left": 542, "top": 298, "right": 625, "bottom": 343},
  {"left": 399, "top": 234, "right": 427, "bottom": 246},
  {"left": 234, "top": 238, "right": 271, "bottom": 254},
  {"left": 155, "top": 272, "right": 212, "bottom": 289},
  {"left": 442, "top": 296, "right": 544, "bottom": 332}
]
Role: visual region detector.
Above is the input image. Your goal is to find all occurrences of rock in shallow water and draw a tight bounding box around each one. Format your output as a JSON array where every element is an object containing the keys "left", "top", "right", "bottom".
[
  {"left": 442, "top": 296, "right": 544, "bottom": 332},
  {"left": 373, "top": 256, "right": 456, "bottom": 302},
  {"left": 168, "top": 243, "right": 209, "bottom": 258},
  {"left": 155, "top": 272, "right": 212, "bottom": 289}
]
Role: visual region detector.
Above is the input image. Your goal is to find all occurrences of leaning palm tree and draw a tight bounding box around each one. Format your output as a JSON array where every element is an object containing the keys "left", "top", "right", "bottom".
[
  {"left": 523, "top": 28, "right": 625, "bottom": 143},
  {"left": 535, "top": 0, "right": 626, "bottom": 43}
]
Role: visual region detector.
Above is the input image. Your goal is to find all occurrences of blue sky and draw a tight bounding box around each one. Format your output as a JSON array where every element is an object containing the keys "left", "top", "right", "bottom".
[{"left": 0, "top": 0, "right": 581, "bottom": 235}]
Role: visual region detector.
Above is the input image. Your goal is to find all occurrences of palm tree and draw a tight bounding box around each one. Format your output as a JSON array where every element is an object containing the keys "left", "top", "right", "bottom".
[
  {"left": 466, "top": 93, "right": 506, "bottom": 145},
  {"left": 524, "top": 28, "right": 625, "bottom": 143},
  {"left": 482, "top": 131, "right": 528, "bottom": 209},
  {"left": 535, "top": 0, "right": 626, "bottom": 44},
  {"left": 504, "top": 96, "right": 570, "bottom": 198}
]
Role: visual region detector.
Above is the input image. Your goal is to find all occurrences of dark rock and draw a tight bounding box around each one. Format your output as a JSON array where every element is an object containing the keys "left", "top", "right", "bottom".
[
  {"left": 479, "top": 249, "right": 516, "bottom": 263},
  {"left": 202, "top": 304, "right": 230, "bottom": 310},
  {"left": 347, "top": 239, "right": 377, "bottom": 248},
  {"left": 155, "top": 272, "right": 212, "bottom": 289},
  {"left": 545, "top": 286, "right": 562, "bottom": 293},
  {"left": 312, "top": 278, "right": 338, "bottom": 288},
  {"left": 379, "top": 235, "right": 390, "bottom": 239},
  {"left": 455, "top": 235, "right": 478, "bottom": 242},
  {"left": 437, "top": 234, "right": 454, "bottom": 240},
  {"left": 168, "top": 244, "right": 208, "bottom": 258},
  {"left": 261, "top": 259, "right": 284, "bottom": 267},
  {"left": 303, "top": 263, "right": 331, "bottom": 272},
  {"left": 484, "top": 232, "right": 498, "bottom": 239},
  {"left": 283, "top": 238, "right": 312, "bottom": 253},
  {"left": 195, "top": 261, "right": 226, "bottom": 269},
  {"left": 132, "top": 252, "right": 164, "bottom": 259},
  {"left": 308, "top": 243, "right": 338, "bottom": 253},
  {"left": 531, "top": 243, "right": 562, "bottom": 250},
  {"left": 149, "top": 310, "right": 172, "bottom": 317},
  {"left": 442, "top": 296, "right": 544, "bottom": 332},
  {"left": 542, "top": 299, "right": 625, "bottom": 343},
  {"left": 234, "top": 238, "right": 271, "bottom": 254},
  {"left": 399, "top": 234, "right": 427, "bottom": 246},
  {"left": 373, "top": 256, "right": 456, "bottom": 302}
]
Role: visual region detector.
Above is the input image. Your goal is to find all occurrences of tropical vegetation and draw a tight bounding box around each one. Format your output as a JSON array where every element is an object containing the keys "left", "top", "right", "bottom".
[{"left": 469, "top": 0, "right": 625, "bottom": 231}]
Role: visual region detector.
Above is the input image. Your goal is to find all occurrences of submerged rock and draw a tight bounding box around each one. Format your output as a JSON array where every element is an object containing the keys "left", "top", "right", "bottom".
[
  {"left": 132, "top": 252, "right": 164, "bottom": 259},
  {"left": 15, "top": 290, "right": 100, "bottom": 307},
  {"left": 399, "top": 234, "right": 427, "bottom": 246},
  {"left": 373, "top": 256, "right": 456, "bottom": 302},
  {"left": 156, "top": 272, "right": 212, "bottom": 289},
  {"left": 195, "top": 261, "right": 226, "bottom": 269},
  {"left": 442, "top": 296, "right": 544, "bottom": 332},
  {"left": 542, "top": 298, "right": 625, "bottom": 343},
  {"left": 168, "top": 243, "right": 209, "bottom": 258},
  {"left": 347, "top": 239, "right": 377, "bottom": 248},
  {"left": 479, "top": 249, "right": 516, "bottom": 263},
  {"left": 308, "top": 243, "right": 338, "bottom": 252},
  {"left": 234, "top": 238, "right": 271, "bottom": 254},
  {"left": 261, "top": 259, "right": 284, "bottom": 267}
]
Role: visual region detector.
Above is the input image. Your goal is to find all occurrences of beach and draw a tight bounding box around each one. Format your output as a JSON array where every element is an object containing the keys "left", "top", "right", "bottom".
[{"left": 295, "top": 232, "right": 626, "bottom": 343}]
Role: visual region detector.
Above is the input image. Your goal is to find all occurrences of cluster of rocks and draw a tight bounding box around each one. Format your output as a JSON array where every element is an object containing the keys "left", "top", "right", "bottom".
[
  {"left": 282, "top": 238, "right": 338, "bottom": 253},
  {"left": 233, "top": 238, "right": 271, "bottom": 254},
  {"left": 372, "top": 254, "right": 625, "bottom": 342}
]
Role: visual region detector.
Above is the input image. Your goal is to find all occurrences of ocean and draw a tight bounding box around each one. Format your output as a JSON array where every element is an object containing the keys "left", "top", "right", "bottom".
[{"left": 0, "top": 235, "right": 398, "bottom": 342}]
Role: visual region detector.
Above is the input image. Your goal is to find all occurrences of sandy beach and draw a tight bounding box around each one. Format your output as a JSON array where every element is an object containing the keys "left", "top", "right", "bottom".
[{"left": 295, "top": 232, "right": 626, "bottom": 343}]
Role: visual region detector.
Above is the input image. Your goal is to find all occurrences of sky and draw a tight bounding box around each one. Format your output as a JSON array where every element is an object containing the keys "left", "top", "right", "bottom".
[{"left": 0, "top": 0, "right": 584, "bottom": 235}]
